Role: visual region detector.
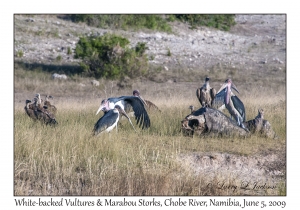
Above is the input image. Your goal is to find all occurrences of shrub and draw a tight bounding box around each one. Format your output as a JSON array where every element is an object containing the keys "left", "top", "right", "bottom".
[
  {"left": 69, "top": 14, "right": 235, "bottom": 32},
  {"left": 75, "top": 33, "right": 149, "bottom": 79},
  {"left": 149, "top": 55, "right": 155, "bottom": 60},
  {"left": 167, "top": 48, "right": 172, "bottom": 56},
  {"left": 67, "top": 47, "right": 72, "bottom": 55},
  {"left": 16, "top": 50, "right": 23, "bottom": 57},
  {"left": 56, "top": 55, "right": 62, "bottom": 61},
  {"left": 70, "top": 14, "right": 172, "bottom": 33},
  {"left": 175, "top": 14, "right": 236, "bottom": 31},
  {"left": 167, "top": 15, "right": 176, "bottom": 22},
  {"left": 135, "top": 42, "right": 148, "bottom": 56}
]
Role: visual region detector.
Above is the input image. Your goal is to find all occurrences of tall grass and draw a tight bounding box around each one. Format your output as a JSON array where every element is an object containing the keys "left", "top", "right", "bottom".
[
  {"left": 14, "top": 63, "right": 286, "bottom": 196},
  {"left": 14, "top": 83, "right": 286, "bottom": 195}
]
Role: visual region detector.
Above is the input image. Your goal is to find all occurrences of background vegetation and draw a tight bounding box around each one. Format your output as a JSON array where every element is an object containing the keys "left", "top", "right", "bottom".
[
  {"left": 70, "top": 14, "right": 173, "bottom": 32},
  {"left": 70, "top": 14, "right": 236, "bottom": 32},
  {"left": 66, "top": 14, "right": 238, "bottom": 80},
  {"left": 74, "top": 33, "right": 148, "bottom": 79},
  {"left": 174, "top": 14, "right": 236, "bottom": 31}
]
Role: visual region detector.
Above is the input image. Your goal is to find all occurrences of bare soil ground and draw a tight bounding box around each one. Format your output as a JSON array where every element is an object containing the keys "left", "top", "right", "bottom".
[
  {"left": 14, "top": 14, "right": 286, "bottom": 81},
  {"left": 177, "top": 149, "right": 285, "bottom": 195}
]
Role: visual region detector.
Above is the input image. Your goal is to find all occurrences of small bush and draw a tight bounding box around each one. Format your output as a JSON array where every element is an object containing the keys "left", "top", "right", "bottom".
[
  {"left": 35, "top": 30, "right": 45, "bottom": 36},
  {"left": 70, "top": 14, "right": 172, "bottom": 33},
  {"left": 56, "top": 55, "right": 62, "bottom": 61},
  {"left": 149, "top": 55, "right": 155, "bottom": 60},
  {"left": 53, "top": 30, "right": 59, "bottom": 38},
  {"left": 75, "top": 34, "right": 149, "bottom": 79},
  {"left": 167, "top": 15, "right": 176, "bottom": 22},
  {"left": 135, "top": 42, "right": 148, "bottom": 56},
  {"left": 175, "top": 14, "right": 236, "bottom": 31},
  {"left": 16, "top": 50, "right": 23, "bottom": 57},
  {"left": 69, "top": 14, "right": 235, "bottom": 32},
  {"left": 167, "top": 48, "right": 172, "bottom": 56},
  {"left": 67, "top": 47, "right": 72, "bottom": 55}
]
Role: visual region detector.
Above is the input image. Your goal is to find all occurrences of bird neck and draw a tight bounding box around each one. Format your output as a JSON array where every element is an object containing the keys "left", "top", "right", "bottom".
[
  {"left": 104, "top": 101, "right": 115, "bottom": 110},
  {"left": 203, "top": 81, "right": 210, "bottom": 90},
  {"left": 114, "top": 101, "right": 124, "bottom": 110},
  {"left": 225, "top": 86, "right": 231, "bottom": 104},
  {"left": 205, "top": 80, "right": 210, "bottom": 87}
]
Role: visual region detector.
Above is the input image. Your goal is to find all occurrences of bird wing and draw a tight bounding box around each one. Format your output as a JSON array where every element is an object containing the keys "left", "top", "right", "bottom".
[
  {"left": 44, "top": 101, "right": 50, "bottom": 106},
  {"left": 212, "top": 88, "right": 226, "bottom": 109},
  {"left": 196, "top": 88, "right": 201, "bottom": 102},
  {"left": 189, "top": 106, "right": 207, "bottom": 116},
  {"left": 145, "top": 99, "right": 161, "bottom": 112},
  {"left": 231, "top": 95, "right": 246, "bottom": 122},
  {"left": 124, "top": 102, "right": 133, "bottom": 113},
  {"left": 196, "top": 87, "right": 208, "bottom": 106},
  {"left": 93, "top": 110, "right": 118, "bottom": 134},
  {"left": 210, "top": 88, "right": 216, "bottom": 103},
  {"left": 119, "top": 96, "right": 151, "bottom": 129}
]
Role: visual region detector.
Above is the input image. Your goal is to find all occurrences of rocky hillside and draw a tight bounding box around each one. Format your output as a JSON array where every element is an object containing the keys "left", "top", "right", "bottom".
[{"left": 14, "top": 14, "right": 286, "bottom": 83}]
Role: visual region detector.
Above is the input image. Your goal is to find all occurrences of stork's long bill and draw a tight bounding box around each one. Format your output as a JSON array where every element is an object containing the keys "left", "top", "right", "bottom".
[
  {"left": 228, "top": 80, "right": 239, "bottom": 94},
  {"left": 96, "top": 99, "right": 109, "bottom": 115},
  {"left": 219, "top": 79, "right": 239, "bottom": 105}
]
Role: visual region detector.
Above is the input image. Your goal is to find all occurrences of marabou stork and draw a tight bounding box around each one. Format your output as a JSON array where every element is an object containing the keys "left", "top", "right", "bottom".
[
  {"left": 196, "top": 77, "right": 216, "bottom": 107},
  {"left": 93, "top": 105, "right": 136, "bottom": 135},
  {"left": 133, "top": 90, "right": 161, "bottom": 112},
  {"left": 213, "top": 78, "right": 248, "bottom": 131},
  {"left": 96, "top": 95, "right": 150, "bottom": 129}
]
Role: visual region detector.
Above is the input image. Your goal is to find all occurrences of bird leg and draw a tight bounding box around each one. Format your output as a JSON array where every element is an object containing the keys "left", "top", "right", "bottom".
[
  {"left": 218, "top": 104, "right": 226, "bottom": 111},
  {"left": 118, "top": 108, "right": 137, "bottom": 132},
  {"left": 235, "top": 115, "right": 249, "bottom": 132}
]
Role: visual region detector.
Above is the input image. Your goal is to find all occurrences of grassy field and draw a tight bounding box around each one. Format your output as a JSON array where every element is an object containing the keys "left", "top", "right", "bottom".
[{"left": 14, "top": 64, "right": 286, "bottom": 196}]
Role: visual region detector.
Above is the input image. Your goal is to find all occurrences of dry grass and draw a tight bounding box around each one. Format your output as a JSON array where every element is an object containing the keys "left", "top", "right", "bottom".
[{"left": 14, "top": 65, "right": 286, "bottom": 196}]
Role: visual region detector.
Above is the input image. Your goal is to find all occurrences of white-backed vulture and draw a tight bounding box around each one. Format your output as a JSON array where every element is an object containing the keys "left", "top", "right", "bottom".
[
  {"left": 44, "top": 95, "right": 57, "bottom": 114},
  {"left": 132, "top": 90, "right": 161, "bottom": 112},
  {"left": 196, "top": 77, "right": 216, "bottom": 108}
]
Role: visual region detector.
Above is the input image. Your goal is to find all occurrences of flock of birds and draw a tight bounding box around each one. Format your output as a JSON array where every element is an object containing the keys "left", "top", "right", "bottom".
[
  {"left": 196, "top": 77, "right": 248, "bottom": 131},
  {"left": 24, "top": 94, "right": 58, "bottom": 125},
  {"left": 24, "top": 77, "right": 250, "bottom": 135}
]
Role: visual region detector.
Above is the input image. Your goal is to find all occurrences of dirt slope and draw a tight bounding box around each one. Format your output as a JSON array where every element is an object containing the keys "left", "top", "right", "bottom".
[{"left": 14, "top": 14, "right": 286, "bottom": 80}]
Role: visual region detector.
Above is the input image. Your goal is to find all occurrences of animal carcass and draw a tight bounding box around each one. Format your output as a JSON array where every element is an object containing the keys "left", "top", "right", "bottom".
[{"left": 181, "top": 107, "right": 250, "bottom": 137}]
